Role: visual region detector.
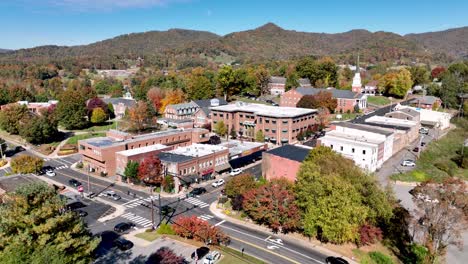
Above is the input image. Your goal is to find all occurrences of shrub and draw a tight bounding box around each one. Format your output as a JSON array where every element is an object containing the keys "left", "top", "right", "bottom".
[
  {"left": 157, "top": 223, "right": 175, "bottom": 235},
  {"left": 0, "top": 159, "right": 7, "bottom": 167},
  {"left": 368, "top": 251, "right": 394, "bottom": 264},
  {"left": 11, "top": 155, "right": 43, "bottom": 174},
  {"left": 409, "top": 243, "right": 429, "bottom": 264},
  {"left": 172, "top": 215, "right": 229, "bottom": 245},
  {"left": 358, "top": 224, "right": 383, "bottom": 247},
  {"left": 76, "top": 162, "right": 83, "bottom": 169}
]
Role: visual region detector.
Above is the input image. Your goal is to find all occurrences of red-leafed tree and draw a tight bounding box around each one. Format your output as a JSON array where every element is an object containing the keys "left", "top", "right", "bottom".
[
  {"left": 146, "top": 247, "right": 186, "bottom": 264},
  {"left": 147, "top": 87, "right": 165, "bottom": 114},
  {"left": 431, "top": 66, "right": 446, "bottom": 80},
  {"left": 172, "top": 215, "right": 229, "bottom": 245},
  {"left": 357, "top": 223, "right": 383, "bottom": 247},
  {"left": 137, "top": 155, "right": 163, "bottom": 185},
  {"left": 242, "top": 178, "right": 301, "bottom": 233},
  {"left": 297, "top": 91, "right": 337, "bottom": 113}
]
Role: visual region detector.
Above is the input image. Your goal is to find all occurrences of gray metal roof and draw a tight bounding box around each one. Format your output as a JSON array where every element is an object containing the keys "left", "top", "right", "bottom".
[
  {"left": 269, "top": 76, "right": 286, "bottom": 84},
  {"left": 103, "top": 98, "right": 136, "bottom": 107},
  {"left": 411, "top": 96, "right": 440, "bottom": 105},
  {"left": 298, "top": 78, "right": 311, "bottom": 86},
  {"left": 265, "top": 145, "right": 310, "bottom": 162},
  {"left": 334, "top": 122, "right": 394, "bottom": 136},
  {"left": 158, "top": 152, "right": 194, "bottom": 163},
  {"left": 169, "top": 101, "right": 198, "bottom": 110},
  {"left": 193, "top": 98, "right": 228, "bottom": 108},
  {"left": 295, "top": 87, "right": 360, "bottom": 99}
]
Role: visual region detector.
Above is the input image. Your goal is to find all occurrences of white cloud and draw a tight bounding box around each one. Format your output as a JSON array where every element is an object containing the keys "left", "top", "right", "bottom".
[{"left": 46, "top": 0, "right": 185, "bottom": 11}]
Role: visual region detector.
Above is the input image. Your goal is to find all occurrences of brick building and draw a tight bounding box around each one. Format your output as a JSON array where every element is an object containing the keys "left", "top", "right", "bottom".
[
  {"left": 268, "top": 76, "right": 287, "bottom": 95},
  {"left": 280, "top": 87, "right": 367, "bottom": 113},
  {"left": 210, "top": 102, "right": 317, "bottom": 145},
  {"left": 164, "top": 98, "right": 227, "bottom": 128},
  {"left": 115, "top": 144, "right": 172, "bottom": 177},
  {"left": 262, "top": 145, "right": 311, "bottom": 182},
  {"left": 78, "top": 128, "right": 209, "bottom": 176}
]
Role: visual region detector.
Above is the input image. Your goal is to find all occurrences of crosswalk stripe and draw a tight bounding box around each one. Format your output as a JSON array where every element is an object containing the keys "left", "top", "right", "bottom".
[
  {"left": 199, "top": 204, "right": 209, "bottom": 208},
  {"left": 122, "top": 198, "right": 140, "bottom": 206}
]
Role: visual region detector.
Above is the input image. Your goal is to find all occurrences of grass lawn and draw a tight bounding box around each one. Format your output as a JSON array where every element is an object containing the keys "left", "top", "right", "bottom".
[
  {"left": 234, "top": 96, "right": 270, "bottom": 105},
  {"left": 135, "top": 231, "right": 161, "bottom": 242},
  {"left": 67, "top": 132, "right": 106, "bottom": 145},
  {"left": 391, "top": 118, "right": 468, "bottom": 182},
  {"left": 367, "top": 96, "right": 391, "bottom": 106},
  {"left": 332, "top": 112, "right": 361, "bottom": 121},
  {"left": 219, "top": 246, "right": 266, "bottom": 264},
  {"left": 84, "top": 120, "right": 118, "bottom": 132}
]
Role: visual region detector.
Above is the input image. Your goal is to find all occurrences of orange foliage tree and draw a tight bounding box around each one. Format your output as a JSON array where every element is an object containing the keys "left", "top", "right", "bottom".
[
  {"left": 172, "top": 215, "right": 230, "bottom": 245},
  {"left": 159, "top": 89, "right": 186, "bottom": 113}
]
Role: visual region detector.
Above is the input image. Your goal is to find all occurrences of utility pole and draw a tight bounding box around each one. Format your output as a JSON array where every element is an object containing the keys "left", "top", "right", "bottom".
[
  {"left": 87, "top": 164, "right": 91, "bottom": 196},
  {"left": 158, "top": 193, "right": 162, "bottom": 227},
  {"left": 150, "top": 186, "right": 155, "bottom": 230}
]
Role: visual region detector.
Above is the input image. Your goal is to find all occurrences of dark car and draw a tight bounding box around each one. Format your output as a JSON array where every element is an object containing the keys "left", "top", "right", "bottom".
[
  {"left": 160, "top": 205, "right": 175, "bottom": 216},
  {"left": 325, "top": 256, "right": 349, "bottom": 264},
  {"left": 421, "top": 142, "right": 426, "bottom": 147},
  {"left": 74, "top": 209, "right": 88, "bottom": 217},
  {"left": 68, "top": 179, "right": 82, "bottom": 187},
  {"left": 113, "top": 238, "right": 134, "bottom": 251},
  {"left": 188, "top": 187, "right": 207, "bottom": 197},
  {"left": 66, "top": 201, "right": 86, "bottom": 211},
  {"left": 114, "top": 222, "right": 135, "bottom": 233},
  {"left": 413, "top": 147, "right": 420, "bottom": 152},
  {"left": 191, "top": 246, "right": 210, "bottom": 259}
]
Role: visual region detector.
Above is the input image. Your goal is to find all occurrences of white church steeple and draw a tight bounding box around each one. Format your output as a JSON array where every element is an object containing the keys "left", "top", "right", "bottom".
[{"left": 351, "top": 53, "right": 362, "bottom": 93}]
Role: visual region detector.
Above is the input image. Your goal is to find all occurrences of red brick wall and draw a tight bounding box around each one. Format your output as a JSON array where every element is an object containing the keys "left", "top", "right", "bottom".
[{"left": 262, "top": 153, "right": 302, "bottom": 182}]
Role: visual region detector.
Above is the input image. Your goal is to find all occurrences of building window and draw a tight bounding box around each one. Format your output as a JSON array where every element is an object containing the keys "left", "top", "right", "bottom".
[
  {"left": 272, "top": 129, "right": 276, "bottom": 133},
  {"left": 266, "top": 119, "right": 270, "bottom": 123},
  {"left": 282, "top": 129, "right": 287, "bottom": 133},
  {"left": 352, "top": 148, "right": 355, "bottom": 153},
  {"left": 272, "top": 120, "right": 277, "bottom": 124},
  {"left": 240, "top": 114, "right": 243, "bottom": 118},
  {"left": 340, "top": 146, "right": 343, "bottom": 151},
  {"left": 213, "top": 113, "right": 217, "bottom": 117},
  {"left": 220, "top": 114, "right": 224, "bottom": 117},
  {"left": 265, "top": 128, "right": 269, "bottom": 132},
  {"left": 330, "top": 144, "right": 333, "bottom": 149},
  {"left": 259, "top": 117, "right": 262, "bottom": 124},
  {"left": 282, "top": 120, "right": 288, "bottom": 124},
  {"left": 363, "top": 150, "right": 366, "bottom": 155}
]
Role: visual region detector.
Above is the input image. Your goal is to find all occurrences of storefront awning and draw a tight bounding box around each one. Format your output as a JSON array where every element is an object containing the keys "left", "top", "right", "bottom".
[
  {"left": 215, "top": 163, "right": 231, "bottom": 172},
  {"left": 281, "top": 138, "right": 289, "bottom": 143}
]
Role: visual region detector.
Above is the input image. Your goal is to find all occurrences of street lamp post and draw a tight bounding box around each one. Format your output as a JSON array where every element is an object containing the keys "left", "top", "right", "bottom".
[{"left": 87, "top": 164, "right": 91, "bottom": 196}]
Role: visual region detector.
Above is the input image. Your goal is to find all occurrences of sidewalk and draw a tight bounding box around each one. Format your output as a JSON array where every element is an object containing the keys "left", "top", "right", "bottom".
[{"left": 209, "top": 202, "right": 358, "bottom": 264}]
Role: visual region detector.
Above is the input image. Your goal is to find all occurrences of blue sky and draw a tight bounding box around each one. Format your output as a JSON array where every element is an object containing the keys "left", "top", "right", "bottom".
[{"left": 1, "top": 0, "right": 467, "bottom": 49}]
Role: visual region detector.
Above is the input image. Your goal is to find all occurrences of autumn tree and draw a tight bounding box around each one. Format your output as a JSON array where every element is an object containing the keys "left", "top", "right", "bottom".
[
  {"left": 225, "top": 173, "right": 257, "bottom": 199},
  {"left": 296, "top": 91, "right": 337, "bottom": 112},
  {"left": 431, "top": 66, "right": 446, "bottom": 80},
  {"left": 172, "top": 215, "right": 230, "bottom": 245},
  {"left": 214, "top": 120, "right": 227, "bottom": 136},
  {"left": 90, "top": 108, "right": 107, "bottom": 124},
  {"left": 147, "top": 87, "right": 165, "bottom": 114},
  {"left": 86, "top": 97, "right": 109, "bottom": 119},
  {"left": 0, "top": 183, "right": 99, "bottom": 263},
  {"left": 0, "top": 104, "right": 29, "bottom": 134},
  {"left": 411, "top": 178, "right": 468, "bottom": 263},
  {"left": 379, "top": 68, "right": 413, "bottom": 98},
  {"left": 216, "top": 65, "right": 236, "bottom": 100},
  {"left": 242, "top": 179, "right": 301, "bottom": 233},
  {"left": 138, "top": 155, "right": 163, "bottom": 185},
  {"left": 127, "top": 101, "right": 152, "bottom": 132},
  {"left": 19, "top": 107, "right": 59, "bottom": 144},
  {"left": 146, "top": 247, "right": 186, "bottom": 264},
  {"left": 409, "top": 66, "right": 430, "bottom": 86},
  {"left": 10, "top": 155, "right": 44, "bottom": 174},
  {"left": 296, "top": 57, "right": 338, "bottom": 87},
  {"left": 255, "top": 65, "right": 270, "bottom": 95},
  {"left": 159, "top": 89, "right": 185, "bottom": 113},
  {"left": 316, "top": 107, "right": 330, "bottom": 129}
]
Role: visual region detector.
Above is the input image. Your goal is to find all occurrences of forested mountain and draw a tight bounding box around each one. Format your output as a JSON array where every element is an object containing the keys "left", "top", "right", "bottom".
[
  {"left": 0, "top": 49, "right": 11, "bottom": 54},
  {"left": 0, "top": 23, "right": 466, "bottom": 68},
  {"left": 405, "top": 26, "right": 468, "bottom": 59}
]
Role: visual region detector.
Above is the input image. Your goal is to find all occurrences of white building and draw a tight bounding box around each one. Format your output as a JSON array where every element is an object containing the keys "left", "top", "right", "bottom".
[
  {"left": 318, "top": 130, "right": 385, "bottom": 172},
  {"left": 332, "top": 122, "right": 394, "bottom": 163},
  {"left": 394, "top": 104, "right": 451, "bottom": 130}
]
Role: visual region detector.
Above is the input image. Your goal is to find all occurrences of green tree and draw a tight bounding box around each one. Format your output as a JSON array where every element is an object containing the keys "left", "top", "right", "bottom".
[
  {"left": 0, "top": 183, "right": 99, "bottom": 264},
  {"left": 107, "top": 102, "right": 115, "bottom": 118},
  {"left": 255, "top": 65, "right": 270, "bottom": 95},
  {"left": 10, "top": 155, "right": 44, "bottom": 174},
  {"left": 225, "top": 173, "right": 257, "bottom": 199},
  {"left": 56, "top": 88, "right": 88, "bottom": 129},
  {"left": 0, "top": 104, "right": 29, "bottom": 134},
  {"left": 0, "top": 137, "right": 6, "bottom": 157},
  {"left": 214, "top": 121, "right": 227, "bottom": 136},
  {"left": 380, "top": 69, "right": 413, "bottom": 98},
  {"left": 90, "top": 107, "right": 107, "bottom": 124},
  {"left": 409, "top": 66, "right": 430, "bottom": 86},
  {"left": 216, "top": 65, "right": 235, "bottom": 100},
  {"left": 124, "top": 160, "right": 139, "bottom": 181},
  {"left": 187, "top": 67, "right": 215, "bottom": 100},
  {"left": 229, "top": 127, "right": 237, "bottom": 139},
  {"left": 20, "top": 108, "right": 59, "bottom": 144},
  {"left": 255, "top": 130, "right": 265, "bottom": 142}
]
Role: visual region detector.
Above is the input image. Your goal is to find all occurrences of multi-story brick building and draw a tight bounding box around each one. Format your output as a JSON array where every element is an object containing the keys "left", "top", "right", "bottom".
[
  {"left": 78, "top": 128, "right": 209, "bottom": 176},
  {"left": 268, "top": 76, "right": 287, "bottom": 95},
  {"left": 210, "top": 102, "right": 317, "bottom": 145},
  {"left": 163, "top": 98, "right": 228, "bottom": 128},
  {"left": 262, "top": 145, "right": 311, "bottom": 182},
  {"left": 115, "top": 144, "right": 172, "bottom": 177},
  {"left": 280, "top": 87, "right": 367, "bottom": 113}
]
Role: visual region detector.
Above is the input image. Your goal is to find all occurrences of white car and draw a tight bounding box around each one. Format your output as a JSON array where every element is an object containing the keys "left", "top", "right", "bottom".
[
  {"left": 45, "top": 170, "right": 56, "bottom": 177},
  {"left": 401, "top": 160, "right": 416, "bottom": 167},
  {"left": 102, "top": 190, "right": 121, "bottom": 201},
  {"left": 203, "top": 251, "right": 221, "bottom": 264},
  {"left": 419, "top": 127, "right": 429, "bottom": 135},
  {"left": 212, "top": 179, "right": 225, "bottom": 188},
  {"left": 229, "top": 168, "right": 243, "bottom": 176}
]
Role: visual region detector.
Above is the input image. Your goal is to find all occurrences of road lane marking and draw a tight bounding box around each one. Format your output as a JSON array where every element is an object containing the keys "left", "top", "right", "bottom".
[
  {"left": 229, "top": 236, "right": 300, "bottom": 264},
  {"left": 214, "top": 220, "right": 225, "bottom": 226},
  {"left": 221, "top": 225, "right": 324, "bottom": 264}
]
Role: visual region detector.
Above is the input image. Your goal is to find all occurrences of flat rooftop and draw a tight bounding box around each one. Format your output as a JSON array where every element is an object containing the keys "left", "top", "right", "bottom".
[
  {"left": 158, "top": 152, "right": 194, "bottom": 163},
  {"left": 365, "top": 115, "right": 418, "bottom": 127},
  {"left": 219, "top": 140, "right": 266, "bottom": 157},
  {"left": 168, "top": 144, "right": 227, "bottom": 157},
  {"left": 265, "top": 144, "right": 311, "bottom": 162},
  {"left": 211, "top": 102, "right": 317, "bottom": 118},
  {"left": 334, "top": 122, "right": 394, "bottom": 136},
  {"left": 116, "top": 144, "right": 168, "bottom": 157},
  {"left": 322, "top": 131, "right": 385, "bottom": 147}
]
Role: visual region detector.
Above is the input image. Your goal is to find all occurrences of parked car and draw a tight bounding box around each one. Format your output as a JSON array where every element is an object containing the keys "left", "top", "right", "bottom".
[
  {"left": 230, "top": 168, "right": 243, "bottom": 176},
  {"left": 113, "top": 238, "right": 134, "bottom": 251},
  {"left": 420, "top": 142, "right": 426, "bottom": 147},
  {"left": 325, "top": 256, "right": 349, "bottom": 264},
  {"left": 203, "top": 251, "right": 221, "bottom": 264},
  {"left": 66, "top": 201, "right": 86, "bottom": 211},
  {"left": 102, "top": 190, "right": 121, "bottom": 201},
  {"left": 68, "top": 179, "right": 82, "bottom": 187},
  {"left": 74, "top": 209, "right": 88, "bottom": 217},
  {"left": 45, "top": 170, "right": 56, "bottom": 177},
  {"left": 212, "top": 179, "right": 225, "bottom": 188},
  {"left": 160, "top": 205, "right": 175, "bottom": 216},
  {"left": 114, "top": 222, "right": 135, "bottom": 233},
  {"left": 191, "top": 247, "right": 210, "bottom": 260},
  {"left": 419, "top": 127, "right": 429, "bottom": 135},
  {"left": 188, "top": 187, "right": 207, "bottom": 197},
  {"left": 401, "top": 160, "right": 416, "bottom": 167},
  {"left": 413, "top": 147, "right": 420, "bottom": 152},
  {"left": 271, "top": 102, "right": 279, "bottom": 106}
]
